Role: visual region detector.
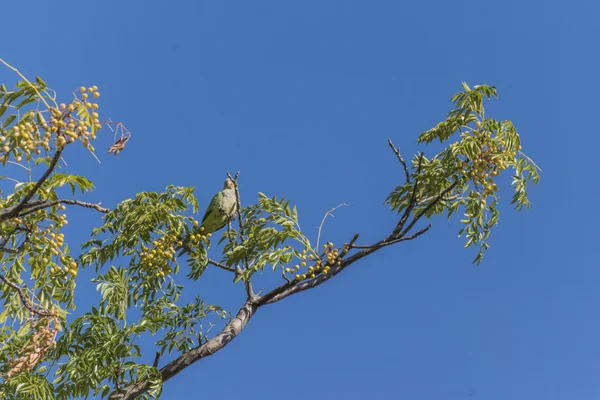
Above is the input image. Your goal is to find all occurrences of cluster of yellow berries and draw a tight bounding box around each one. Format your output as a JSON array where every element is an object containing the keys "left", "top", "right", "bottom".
[
  {"left": 283, "top": 242, "right": 345, "bottom": 282},
  {"left": 26, "top": 224, "right": 78, "bottom": 277},
  {"left": 140, "top": 234, "right": 180, "bottom": 277},
  {"left": 0, "top": 85, "right": 101, "bottom": 162},
  {"left": 187, "top": 220, "right": 211, "bottom": 244},
  {"left": 459, "top": 128, "right": 522, "bottom": 201},
  {"left": 55, "top": 213, "right": 68, "bottom": 227},
  {"left": 49, "top": 256, "right": 78, "bottom": 277}
]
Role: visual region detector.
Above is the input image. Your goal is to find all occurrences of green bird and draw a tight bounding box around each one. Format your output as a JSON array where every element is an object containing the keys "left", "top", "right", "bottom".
[{"left": 200, "top": 179, "right": 238, "bottom": 234}]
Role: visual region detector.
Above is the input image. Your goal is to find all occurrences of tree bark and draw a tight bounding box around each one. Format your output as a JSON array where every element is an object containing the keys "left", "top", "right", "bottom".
[{"left": 112, "top": 302, "right": 256, "bottom": 400}]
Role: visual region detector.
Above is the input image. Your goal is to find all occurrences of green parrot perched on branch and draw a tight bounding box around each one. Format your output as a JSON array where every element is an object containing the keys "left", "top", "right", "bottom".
[{"left": 200, "top": 178, "right": 238, "bottom": 234}]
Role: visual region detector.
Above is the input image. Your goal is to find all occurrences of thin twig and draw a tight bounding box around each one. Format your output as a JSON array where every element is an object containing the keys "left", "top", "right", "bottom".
[
  {"left": 0, "top": 231, "right": 31, "bottom": 254},
  {"left": 0, "top": 57, "right": 52, "bottom": 109},
  {"left": 352, "top": 225, "right": 432, "bottom": 249},
  {"left": 152, "top": 352, "right": 161, "bottom": 368},
  {"left": 0, "top": 274, "right": 53, "bottom": 317},
  {"left": 401, "top": 182, "right": 458, "bottom": 237},
  {"left": 392, "top": 153, "right": 424, "bottom": 237},
  {"left": 19, "top": 199, "right": 109, "bottom": 217},
  {"left": 518, "top": 150, "right": 542, "bottom": 172},
  {"left": 226, "top": 171, "right": 255, "bottom": 300},
  {"left": 207, "top": 259, "right": 236, "bottom": 274},
  {"left": 388, "top": 139, "right": 410, "bottom": 183},
  {"left": 0, "top": 228, "right": 17, "bottom": 250},
  {"left": 316, "top": 203, "right": 348, "bottom": 251}
]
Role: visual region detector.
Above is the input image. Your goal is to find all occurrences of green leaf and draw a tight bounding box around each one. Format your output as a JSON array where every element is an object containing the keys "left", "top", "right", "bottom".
[
  {"left": 35, "top": 76, "right": 47, "bottom": 88},
  {"left": 2, "top": 114, "right": 16, "bottom": 128}
]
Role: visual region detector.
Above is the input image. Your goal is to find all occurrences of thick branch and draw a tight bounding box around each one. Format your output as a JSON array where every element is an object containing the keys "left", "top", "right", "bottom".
[
  {"left": 0, "top": 149, "right": 63, "bottom": 222},
  {"left": 112, "top": 302, "right": 256, "bottom": 400},
  {"left": 110, "top": 147, "right": 457, "bottom": 399}
]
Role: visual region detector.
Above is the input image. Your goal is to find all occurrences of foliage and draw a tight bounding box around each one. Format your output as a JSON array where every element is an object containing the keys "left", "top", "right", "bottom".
[
  {"left": 0, "top": 61, "right": 539, "bottom": 400},
  {"left": 386, "top": 83, "right": 540, "bottom": 264}
]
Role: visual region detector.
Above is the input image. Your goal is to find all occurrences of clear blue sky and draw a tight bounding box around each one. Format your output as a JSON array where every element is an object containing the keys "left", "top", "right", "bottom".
[{"left": 2, "top": 1, "right": 599, "bottom": 399}]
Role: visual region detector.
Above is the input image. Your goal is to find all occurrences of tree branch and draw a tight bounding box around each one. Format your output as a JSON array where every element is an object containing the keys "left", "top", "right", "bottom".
[
  {"left": 111, "top": 148, "right": 457, "bottom": 399},
  {"left": 316, "top": 203, "right": 347, "bottom": 252},
  {"left": 207, "top": 259, "right": 236, "bottom": 274},
  {"left": 152, "top": 352, "right": 161, "bottom": 368},
  {"left": 19, "top": 199, "right": 109, "bottom": 217},
  {"left": 392, "top": 153, "right": 424, "bottom": 237},
  {"left": 352, "top": 224, "right": 432, "bottom": 249},
  {"left": 112, "top": 302, "right": 257, "bottom": 400},
  {"left": 388, "top": 139, "right": 410, "bottom": 183},
  {"left": 258, "top": 233, "right": 361, "bottom": 306},
  {"left": 0, "top": 149, "right": 63, "bottom": 222},
  {"left": 226, "top": 171, "right": 255, "bottom": 300},
  {"left": 0, "top": 274, "right": 53, "bottom": 317},
  {"left": 400, "top": 182, "right": 458, "bottom": 237}
]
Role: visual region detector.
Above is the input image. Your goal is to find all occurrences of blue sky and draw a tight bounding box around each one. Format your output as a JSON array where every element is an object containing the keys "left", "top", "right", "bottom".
[{"left": 1, "top": 0, "right": 599, "bottom": 399}]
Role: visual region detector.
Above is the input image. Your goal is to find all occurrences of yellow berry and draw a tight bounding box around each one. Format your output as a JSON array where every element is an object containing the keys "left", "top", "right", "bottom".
[
  {"left": 79, "top": 87, "right": 86, "bottom": 93},
  {"left": 93, "top": 92, "right": 100, "bottom": 98}
]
